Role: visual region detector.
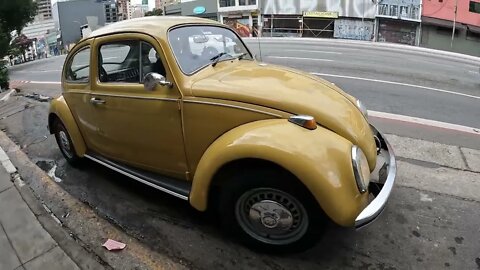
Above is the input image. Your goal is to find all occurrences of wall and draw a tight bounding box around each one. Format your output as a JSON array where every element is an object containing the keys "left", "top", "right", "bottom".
[
  {"left": 181, "top": 0, "right": 218, "bottom": 17},
  {"left": 57, "top": 0, "right": 106, "bottom": 46},
  {"left": 421, "top": 24, "right": 480, "bottom": 56},
  {"left": 262, "top": 0, "right": 376, "bottom": 19},
  {"left": 334, "top": 19, "right": 374, "bottom": 40},
  {"left": 423, "top": 0, "right": 480, "bottom": 26}
]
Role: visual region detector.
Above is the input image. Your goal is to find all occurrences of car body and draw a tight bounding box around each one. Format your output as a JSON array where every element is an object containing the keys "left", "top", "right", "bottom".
[{"left": 48, "top": 16, "right": 396, "bottom": 251}]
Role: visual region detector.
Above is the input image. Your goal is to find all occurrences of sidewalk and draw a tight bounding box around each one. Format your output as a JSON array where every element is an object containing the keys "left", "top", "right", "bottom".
[{"left": 0, "top": 149, "right": 80, "bottom": 270}]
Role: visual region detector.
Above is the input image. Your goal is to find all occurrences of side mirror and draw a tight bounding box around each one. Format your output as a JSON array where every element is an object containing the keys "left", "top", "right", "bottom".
[{"left": 143, "top": 72, "right": 172, "bottom": 91}]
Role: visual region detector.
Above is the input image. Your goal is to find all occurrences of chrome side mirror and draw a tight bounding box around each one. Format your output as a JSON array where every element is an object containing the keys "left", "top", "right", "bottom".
[{"left": 143, "top": 72, "right": 172, "bottom": 91}]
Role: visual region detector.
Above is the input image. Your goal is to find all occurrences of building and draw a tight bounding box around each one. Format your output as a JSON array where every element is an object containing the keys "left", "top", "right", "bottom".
[
  {"left": 165, "top": 2, "right": 181, "bottom": 16},
  {"left": 375, "top": 0, "right": 422, "bottom": 45},
  {"left": 217, "top": 0, "right": 260, "bottom": 37},
  {"left": 421, "top": 0, "right": 480, "bottom": 56},
  {"left": 103, "top": 0, "right": 119, "bottom": 23},
  {"left": 131, "top": 4, "right": 148, "bottom": 18},
  {"left": 182, "top": 0, "right": 218, "bottom": 21},
  {"left": 34, "top": 0, "right": 53, "bottom": 21},
  {"left": 155, "top": 0, "right": 163, "bottom": 10},
  {"left": 52, "top": 0, "right": 107, "bottom": 47},
  {"left": 118, "top": 0, "right": 132, "bottom": 20},
  {"left": 260, "top": 0, "right": 376, "bottom": 40}
]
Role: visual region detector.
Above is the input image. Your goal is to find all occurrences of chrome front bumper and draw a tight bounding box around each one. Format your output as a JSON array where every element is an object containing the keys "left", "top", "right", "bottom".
[{"left": 355, "top": 126, "right": 397, "bottom": 229}]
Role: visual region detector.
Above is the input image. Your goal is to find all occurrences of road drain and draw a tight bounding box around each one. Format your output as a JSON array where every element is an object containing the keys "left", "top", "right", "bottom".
[{"left": 36, "top": 160, "right": 63, "bottom": 183}]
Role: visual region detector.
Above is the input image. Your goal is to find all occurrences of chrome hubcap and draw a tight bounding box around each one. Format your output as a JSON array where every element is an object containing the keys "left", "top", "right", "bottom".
[
  {"left": 236, "top": 188, "right": 308, "bottom": 245},
  {"left": 58, "top": 131, "right": 73, "bottom": 158}
]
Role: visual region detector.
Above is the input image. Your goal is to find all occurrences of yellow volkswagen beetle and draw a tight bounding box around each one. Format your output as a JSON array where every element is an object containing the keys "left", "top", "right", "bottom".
[{"left": 48, "top": 16, "right": 396, "bottom": 252}]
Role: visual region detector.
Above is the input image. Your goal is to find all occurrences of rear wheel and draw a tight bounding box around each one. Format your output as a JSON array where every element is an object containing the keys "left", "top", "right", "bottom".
[
  {"left": 54, "top": 120, "right": 80, "bottom": 165},
  {"left": 219, "top": 168, "right": 326, "bottom": 252}
]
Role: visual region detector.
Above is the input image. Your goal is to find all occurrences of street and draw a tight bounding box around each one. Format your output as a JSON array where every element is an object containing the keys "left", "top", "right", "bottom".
[{"left": 3, "top": 39, "right": 480, "bottom": 269}]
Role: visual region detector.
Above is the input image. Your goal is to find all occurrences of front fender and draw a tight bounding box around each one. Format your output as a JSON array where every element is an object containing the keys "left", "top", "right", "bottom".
[
  {"left": 190, "top": 119, "right": 369, "bottom": 227},
  {"left": 49, "top": 95, "right": 87, "bottom": 156}
]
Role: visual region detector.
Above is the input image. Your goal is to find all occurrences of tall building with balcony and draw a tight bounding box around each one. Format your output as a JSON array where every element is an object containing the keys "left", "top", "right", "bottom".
[
  {"left": 34, "top": 0, "right": 53, "bottom": 21},
  {"left": 118, "top": 0, "right": 132, "bottom": 20}
]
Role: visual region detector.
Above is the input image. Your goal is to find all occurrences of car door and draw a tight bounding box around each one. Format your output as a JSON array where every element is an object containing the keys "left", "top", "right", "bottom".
[
  {"left": 62, "top": 40, "right": 98, "bottom": 144},
  {"left": 88, "top": 34, "right": 187, "bottom": 180}
]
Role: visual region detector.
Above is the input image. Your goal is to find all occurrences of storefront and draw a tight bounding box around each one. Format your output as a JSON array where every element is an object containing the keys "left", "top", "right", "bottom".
[
  {"left": 181, "top": 0, "right": 218, "bottom": 21},
  {"left": 377, "top": 18, "right": 419, "bottom": 45},
  {"left": 261, "top": 0, "right": 376, "bottom": 40},
  {"left": 375, "top": 0, "right": 421, "bottom": 45},
  {"left": 219, "top": 12, "right": 260, "bottom": 37}
]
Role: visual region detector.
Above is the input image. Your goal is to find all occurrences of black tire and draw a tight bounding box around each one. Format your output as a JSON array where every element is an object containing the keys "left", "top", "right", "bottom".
[
  {"left": 218, "top": 168, "right": 326, "bottom": 253},
  {"left": 53, "top": 120, "right": 81, "bottom": 165}
]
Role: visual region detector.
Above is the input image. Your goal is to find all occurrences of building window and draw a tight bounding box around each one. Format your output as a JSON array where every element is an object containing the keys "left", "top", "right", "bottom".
[
  {"left": 239, "top": 0, "right": 255, "bottom": 5},
  {"left": 470, "top": 1, "right": 480, "bottom": 13},
  {"left": 219, "top": 0, "right": 235, "bottom": 7}
]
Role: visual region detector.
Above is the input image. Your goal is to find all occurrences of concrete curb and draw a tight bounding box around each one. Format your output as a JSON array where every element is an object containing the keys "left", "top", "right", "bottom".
[{"left": 244, "top": 37, "right": 480, "bottom": 63}]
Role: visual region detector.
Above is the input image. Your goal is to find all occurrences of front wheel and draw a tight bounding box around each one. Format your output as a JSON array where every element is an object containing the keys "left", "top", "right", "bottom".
[
  {"left": 54, "top": 120, "right": 81, "bottom": 165},
  {"left": 219, "top": 169, "right": 326, "bottom": 252}
]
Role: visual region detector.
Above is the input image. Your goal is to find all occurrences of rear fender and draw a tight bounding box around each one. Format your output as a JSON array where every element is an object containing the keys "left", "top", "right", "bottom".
[
  {"left": 49, "top": 95, "right": 86, "bottom": 156},
  {"left": 189, "top": 119, "right": 369, "bottom": 227}
]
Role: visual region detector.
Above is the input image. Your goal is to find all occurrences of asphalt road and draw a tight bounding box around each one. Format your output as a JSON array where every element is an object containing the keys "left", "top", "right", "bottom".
[{"left": 3, "top": 39, "right": 480, "bottom": 269}]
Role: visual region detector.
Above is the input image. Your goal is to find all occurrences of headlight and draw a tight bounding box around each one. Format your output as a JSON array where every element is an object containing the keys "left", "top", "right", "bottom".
[
  {"left": 355, "top": 99, "right": 368, "bottom": 119},
  {"left": 351, "top": 145, "right": 370, "bottom": 193}
]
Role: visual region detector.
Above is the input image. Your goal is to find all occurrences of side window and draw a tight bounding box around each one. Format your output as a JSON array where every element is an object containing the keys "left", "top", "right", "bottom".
[
  {"left": 66, "top": 47, "right": 90, "bottom": 82},
  {"left": 98, "top": 41, "right": 140, "bottom": 83},
  {"left": 140, "top": 41, "right": 166, "bottom": 80}
]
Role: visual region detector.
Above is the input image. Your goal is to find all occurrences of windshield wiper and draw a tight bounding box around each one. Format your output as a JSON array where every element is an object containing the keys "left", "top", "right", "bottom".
[{"left": 210, "top": 52, "right": 228, "bottom": 67}]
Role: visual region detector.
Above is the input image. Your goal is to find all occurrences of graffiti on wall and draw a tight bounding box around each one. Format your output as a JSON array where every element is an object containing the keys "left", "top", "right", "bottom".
[
  {"left": 262, "top": 0, "right": 376, "bottom": 18},
  {"left": 334, "top": 19, "right": 374, "bottom": 41},
  {"left": 377, "top": 0, "right": 421, "bottom": 21}
]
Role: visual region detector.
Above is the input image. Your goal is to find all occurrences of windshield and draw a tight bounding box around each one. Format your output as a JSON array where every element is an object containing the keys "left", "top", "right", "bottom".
[{"left": 168, "top": 25, "right": 252, "bottom": 75}]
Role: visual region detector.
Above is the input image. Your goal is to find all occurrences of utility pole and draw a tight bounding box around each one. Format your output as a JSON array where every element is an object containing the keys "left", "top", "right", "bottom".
[{"left": 450, "top": 0, "right": 458, "bottom": 48}]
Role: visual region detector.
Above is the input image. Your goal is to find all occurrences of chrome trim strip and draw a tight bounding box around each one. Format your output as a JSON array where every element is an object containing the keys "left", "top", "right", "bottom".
[
  {"left": 90, "top": 93, "right": 178, "bottom": 102},
  {"left": 184, "top": 100, "right": 282, "bottom": 118},
  {"left": 84, "top": 154, "right": 189, "bottom": 201},
  {"left": 355, "top": 127, "right": 397, "bottom": 229},
  {"left": 66, "top": 90, "right": 178, "bottom": 102}
]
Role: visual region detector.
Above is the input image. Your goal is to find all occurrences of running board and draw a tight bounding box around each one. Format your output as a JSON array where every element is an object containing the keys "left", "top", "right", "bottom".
[{"left": 84, "top": 153, "right": 190, "bottom": 201}]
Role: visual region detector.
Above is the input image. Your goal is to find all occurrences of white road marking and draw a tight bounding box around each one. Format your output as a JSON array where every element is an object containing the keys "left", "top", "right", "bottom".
[
  {"left": 0, "top": 89, "right": 16, "bottom": 102},
  {"left": 311, "top": 72, "right": 480, "bottom": 100},
  {"left": 28, "top": 81, "right": 61, "bottom": 84},
  {"left": 468, "top": 70, "right": 478, "bottom": 74},
  {"left": 17, "top": 69, "right": 61, "bottom": 73},
  {"left": 268, "top": 56, "right": 333, "bottom": 62},
  {"left": 282, "top": 49, "right": 342, "bottom": 54},
  {"left": 369, "top": 110, "right": 480, "bottom": 136}
]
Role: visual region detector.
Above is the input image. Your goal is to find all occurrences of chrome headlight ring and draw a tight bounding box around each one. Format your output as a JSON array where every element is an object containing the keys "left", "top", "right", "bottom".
[{"left": 351, "top": 145, "right": 370, "bottom": 193}]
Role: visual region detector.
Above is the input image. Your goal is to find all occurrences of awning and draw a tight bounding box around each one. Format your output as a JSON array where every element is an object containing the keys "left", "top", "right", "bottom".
[{"left": 421, "top": 16, "right": 467, "bottom": 30}]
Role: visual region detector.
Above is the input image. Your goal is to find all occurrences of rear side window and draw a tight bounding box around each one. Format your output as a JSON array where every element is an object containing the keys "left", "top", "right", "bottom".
[{"left": 65, "top": 47, "right": 90, "bottom": 82}]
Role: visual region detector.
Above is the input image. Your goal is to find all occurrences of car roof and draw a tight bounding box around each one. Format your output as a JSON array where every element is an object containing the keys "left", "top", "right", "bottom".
[{"left": 89, "top": 16, "right": 222, "bottom": 40}]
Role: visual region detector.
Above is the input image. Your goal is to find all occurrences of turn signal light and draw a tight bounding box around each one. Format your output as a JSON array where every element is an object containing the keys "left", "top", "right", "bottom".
[{"left": 288, "top": 115, "right": 317, "bottom": 130}]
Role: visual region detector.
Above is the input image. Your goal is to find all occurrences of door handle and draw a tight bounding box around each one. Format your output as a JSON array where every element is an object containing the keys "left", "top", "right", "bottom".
[{"left": 90, "top": 97, "right": 105, "bottom": 105}]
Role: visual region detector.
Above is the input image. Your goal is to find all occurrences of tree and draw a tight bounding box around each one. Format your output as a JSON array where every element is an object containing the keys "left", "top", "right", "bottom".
[
  {"left": 11, "top": 34, "right": 35, "bottom": 61},
  {"left": 0, "top": 0, "right": 37, "bottom": 58},
  {"left": 145, "top": 8, "right": 163, "bottom": 16}
]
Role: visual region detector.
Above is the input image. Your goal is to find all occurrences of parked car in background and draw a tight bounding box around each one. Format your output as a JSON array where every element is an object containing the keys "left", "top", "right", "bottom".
[{"left": 49, "top": 16, "right": 396, "bottom": 252}]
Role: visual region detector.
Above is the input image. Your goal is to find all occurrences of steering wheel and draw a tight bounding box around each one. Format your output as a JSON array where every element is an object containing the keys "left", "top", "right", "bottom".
[{"left": 202, "top": 47, "right": 219, "bottom": 58}]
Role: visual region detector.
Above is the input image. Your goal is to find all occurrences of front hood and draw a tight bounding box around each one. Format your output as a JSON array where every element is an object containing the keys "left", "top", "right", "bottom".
[{"left": 190, "top": 61, "right": 377, "bottom": 168}]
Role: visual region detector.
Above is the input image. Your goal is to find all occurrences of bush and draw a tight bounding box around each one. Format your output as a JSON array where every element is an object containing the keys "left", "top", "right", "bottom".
[{"left": 0, "top": 62, "right": 9, "bottom": 90}]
